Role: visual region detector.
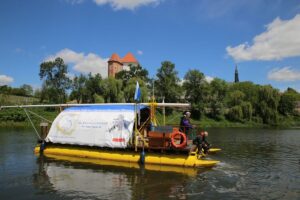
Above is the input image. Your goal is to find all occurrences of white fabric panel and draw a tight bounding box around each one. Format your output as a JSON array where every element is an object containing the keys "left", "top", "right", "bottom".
[{"left": 45, "top": 106, "right": 135, "bottom": 148}]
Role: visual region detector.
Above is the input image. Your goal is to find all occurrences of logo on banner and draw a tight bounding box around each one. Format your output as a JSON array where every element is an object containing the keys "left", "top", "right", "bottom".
[{"left": 56, "top": 114, "right": 77, "bottom": 135}]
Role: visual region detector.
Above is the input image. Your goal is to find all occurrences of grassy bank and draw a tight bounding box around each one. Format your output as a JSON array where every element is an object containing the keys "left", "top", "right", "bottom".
[
  {"left": 156, "top": 111, "right": 300, "bottom": 129},
  {"left": 0, "top": 108, "right": 59, "bottom": 128},
  {"left": 0, "top": 108, "right": 299, "bottom": 129}
]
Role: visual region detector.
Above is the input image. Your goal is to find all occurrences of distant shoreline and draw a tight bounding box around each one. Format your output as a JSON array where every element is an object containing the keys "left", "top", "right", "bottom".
[{"left": 0, "top": 119, "right": 299, "bottom": 129}]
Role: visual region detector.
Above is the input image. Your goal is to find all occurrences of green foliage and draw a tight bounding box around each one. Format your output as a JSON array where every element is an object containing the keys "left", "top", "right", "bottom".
[
  {"left": 241, "top": 101, "right": 253, "bottom": 121},
  {"left": 0, "top": 93, "right": 9, "bottom": 105},
  {"left": 155, "top": 61, "right": 181, "bottom": 103},
  {"left": 39, "top": 57, "right": 71, "bottom": 103},
  {"left": 0, "top": 109, "right": 26, "bottom": 122},
  {"left": 228, "top": 105, "right": 243, "bottom": 122},
  {"left": 210, "top": 100, "right": 225, "bottom": 121},
  {"left": 278, "top": 89, "right": 298, "bottom": 115},
  {"left": 115, "top": 64, "right": 149, "bottom": 87},
  {"left": 69, "top": 73, "right": 103, "bottom": 103},
  {"left": 230, "top": 81, "right": 259, "bottom": 105},
  {"left": 257, "top": 85, "right": 280, "bottom": 124},
  {"left": 183, "top": 69, "right": 209, "bottom": 118},
  {"left": 70, "top": 74, "right": 87, "bottom": 103},
  {"left": 123, "top": 78, "right": 148, "bottom": 102},
  {"left": 228, "top": 90, "right": 245, "bottom": 106},
  {"left": 93, "top": 94, "right": 105, "bottom": 103},
  {"left": 0, "top": 85, "right": 33, "bottom": 97},
  {"left": 20, "top": 84, "right": 33, "bottom": 96},
  {"left": 208, "top": 78, "right": 228, "bottom": 120},
  {"left": 85, "top": 73, "right": 103, "bottom": 102},
  {"left": 102, "top": 77, "right": 124, "bottom": 103}
]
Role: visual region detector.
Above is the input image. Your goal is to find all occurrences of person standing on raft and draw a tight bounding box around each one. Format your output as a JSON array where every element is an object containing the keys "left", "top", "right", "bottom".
[
  {"left": 192, "top": 131, "right": 210, "bottom": 155},
  {"left": 179, "top": 111, "right": 193, "bottom": 134}
]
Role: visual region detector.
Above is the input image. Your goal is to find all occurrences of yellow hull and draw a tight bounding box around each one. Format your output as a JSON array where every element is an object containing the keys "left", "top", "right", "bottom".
[
  {"left": 209, "top": 148, "right": 221, "bottom": 153},
  {"left": 34, "top": 145, "right": 219, "bottom": 168}
]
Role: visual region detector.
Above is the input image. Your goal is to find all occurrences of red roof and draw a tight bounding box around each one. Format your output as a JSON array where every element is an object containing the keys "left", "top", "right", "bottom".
[
  {"left": 121, "top": 52, "right": 138, "bottom": 63},
  {"left": 108, "top": 53, "right": 122, "bottom": 63}
]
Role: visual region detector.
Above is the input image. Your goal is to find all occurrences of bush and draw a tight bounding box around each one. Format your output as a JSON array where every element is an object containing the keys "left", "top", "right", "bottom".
[{"left": 0, "top": 109, "right": 26, "bottom": 122}]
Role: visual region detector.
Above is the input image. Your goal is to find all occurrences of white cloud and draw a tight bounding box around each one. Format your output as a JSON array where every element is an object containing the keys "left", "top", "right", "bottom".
[
  {"left": 0, "top": 75, "right": 14, "bottom": 86},
  {"left": 205, "top": 76, "right": 214, "bottom": 83},
  {"left": 137, "top": 50, "right": 143, "bottom": 55},
  {"left": 46, "top": 48, "right": 108, "bottom": 78},
  {"left": 226, "top": 14, "right": 300, "bottom": 61},
  {"left": 268, "top": 67, "right": 300, "bottom": 82},
  {"left": 93, "top": 0, "right": 161, "bottom": 10}
]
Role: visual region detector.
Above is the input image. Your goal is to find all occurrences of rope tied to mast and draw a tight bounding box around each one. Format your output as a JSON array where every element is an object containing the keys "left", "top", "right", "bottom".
[{"left": 23, "top": 108, "right": 42, "bottom": 140}]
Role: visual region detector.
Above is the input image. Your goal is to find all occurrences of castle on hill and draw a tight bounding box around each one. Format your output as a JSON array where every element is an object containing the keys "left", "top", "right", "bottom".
[{"left": 108, "top": 52, "right": 139, "bottom": 77}]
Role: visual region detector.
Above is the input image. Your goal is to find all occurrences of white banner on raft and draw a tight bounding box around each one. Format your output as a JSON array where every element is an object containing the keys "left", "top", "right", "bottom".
[{"left": 45, "top": 106, "right": 136, "bottom": 148}]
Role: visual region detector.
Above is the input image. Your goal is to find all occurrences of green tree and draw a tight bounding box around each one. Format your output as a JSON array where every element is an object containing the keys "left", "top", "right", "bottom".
[
  {"left": 70, "top": 74, "right": 87, "bottom": 103},
  {"left": 257, "top": 85, "right": 280, "bottom": 124},
  {"left": 20, "top": 84, "right": 33, "bottom": 96},
  {"left": 226, "top": 90, "right": 254, "bottom": 122},
  {"left": 123, "top": 78, "right": 148, "bottom": 102},
  {"left": 115, "top": 64, "right": 149, "bottom": 87},
  {"left": 209, "top": 78, "right": 228, "bottom": 120},
  {"left": 102, "top": 77, "right": 124, "bottom": 103},
  {"left": 39, "top": 57, "right": 71, "bottom": 103},
  {"left": 155, "top": 61, "right": 181, "bottom": 103},
  {"left": 0, "top": 85, "right": 12, "bottom": 94},
  {"left": 70, "top": 73, "right": 103, "bottom": 103},
  {"left": 278, "top": 89, "right": 297, "bottom": 115},
  {"left": 241, "top": 101, "right": 253, "bottom": 121},
  {"left": 183, "top": 69, "right": 209, "bottom": 118},
  {"left": 85, "top": 73, "right": 103, "bottom": 103},
  {"left": 227, "top": 90, "right": 245, "bottom": 107},
  {"left": 230, "top": 82, "right": 259, "bottom": 104},
  {"left": 228, "top": 105, "right": 243, "bottom": 122}
]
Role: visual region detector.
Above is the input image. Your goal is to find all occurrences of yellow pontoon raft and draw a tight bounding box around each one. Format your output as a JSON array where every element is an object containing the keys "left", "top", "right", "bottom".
[{"left": 2, "top": 103, "right": 220, "bottom": 168}]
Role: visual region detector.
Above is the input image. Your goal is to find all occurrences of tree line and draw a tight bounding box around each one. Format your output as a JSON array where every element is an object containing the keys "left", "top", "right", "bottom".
[{"left": 1, "top": 57, "right": 299, "bottom": 125}]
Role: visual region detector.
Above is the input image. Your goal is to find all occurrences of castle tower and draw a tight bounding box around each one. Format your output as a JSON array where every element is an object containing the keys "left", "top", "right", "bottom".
[
  {"left": 108, "top": 53, "right": 123, "bottom": 78},
  {"left": 107, "top": 52, "right": 139, "bottom": 78},
  {"left": 234, "top": 65, "right": 239, "bottom": 83},
  {"left": 122, "top": 52, "right": 139, "bottom": 71}
]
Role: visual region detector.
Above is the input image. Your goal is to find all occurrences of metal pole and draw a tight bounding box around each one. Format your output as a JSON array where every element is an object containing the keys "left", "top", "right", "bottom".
[
  {"left": 0, "top": 103, "right": 190, "bottom": 109},
  {"left": 134, "top": 103, "right": 138, "bottom": 152},
  {"left": 162, "top": 97, "right": 165, "bottom": 125}
]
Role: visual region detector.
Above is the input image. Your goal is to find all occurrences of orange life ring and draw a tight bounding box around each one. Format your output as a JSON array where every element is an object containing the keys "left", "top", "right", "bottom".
[{"left": 170, "top": 131, "right": 187, "bottom": 149}]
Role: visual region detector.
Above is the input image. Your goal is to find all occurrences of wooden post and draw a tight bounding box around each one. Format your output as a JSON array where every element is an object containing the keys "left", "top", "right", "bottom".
[{"left": 40, "top": 122, "right": 49, "bottom": 140}]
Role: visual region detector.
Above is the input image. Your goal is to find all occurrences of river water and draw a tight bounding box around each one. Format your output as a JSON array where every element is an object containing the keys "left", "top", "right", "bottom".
[{"left": 0, "top": 127, "right": 299, "bottom": 200}]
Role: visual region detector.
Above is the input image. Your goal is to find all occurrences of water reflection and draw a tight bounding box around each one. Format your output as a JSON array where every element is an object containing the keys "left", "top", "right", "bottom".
[{"left": 33, "top": 154, "right": 210, "bottom": 199}]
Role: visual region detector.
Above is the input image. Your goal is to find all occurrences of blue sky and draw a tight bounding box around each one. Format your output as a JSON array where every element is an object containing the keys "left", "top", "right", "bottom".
[{"left": 0, "top": 0, "right": 300, "bottom": 92}]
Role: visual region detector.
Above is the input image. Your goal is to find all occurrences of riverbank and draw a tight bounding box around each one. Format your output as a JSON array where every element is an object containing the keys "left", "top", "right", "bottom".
[
  {"left": 156, "top": 111, "right": 300, "bottom": 129},
  {"left": 0, "top": 109, "right": 299, "bottom": 129}
]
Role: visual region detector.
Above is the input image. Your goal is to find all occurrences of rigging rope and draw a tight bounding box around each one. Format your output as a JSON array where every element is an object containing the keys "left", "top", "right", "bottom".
[
  {"left": 27, "top": 110, "right": 53, "bottom": 123},
  {"left": 23, "top": 108, "right": 42, "bottom": 140}
]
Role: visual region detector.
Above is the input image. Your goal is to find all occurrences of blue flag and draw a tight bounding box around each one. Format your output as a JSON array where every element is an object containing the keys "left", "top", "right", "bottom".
[{"left": 134, "top": 81, "right": 141, "bottom": 101}]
